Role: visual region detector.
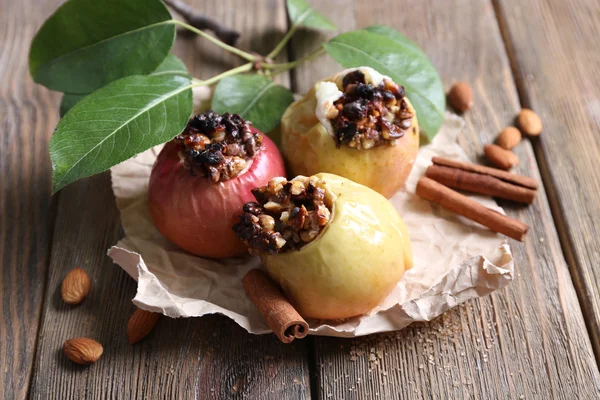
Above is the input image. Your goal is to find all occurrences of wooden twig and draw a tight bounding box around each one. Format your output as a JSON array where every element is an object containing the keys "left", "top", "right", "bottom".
[{"left": 164, "top": 0, "right": 241, "bottom": 45}]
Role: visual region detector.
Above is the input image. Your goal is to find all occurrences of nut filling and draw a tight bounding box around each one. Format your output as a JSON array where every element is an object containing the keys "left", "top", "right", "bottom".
[
  {"left": 233, "top": 176, "right": 333, "bottom": 255},
  {"left": 175, "top": 110, "right": 262, "bottom": 182},
  {"left": 330, "top": 70, "right": 413, "bottom": 149}
]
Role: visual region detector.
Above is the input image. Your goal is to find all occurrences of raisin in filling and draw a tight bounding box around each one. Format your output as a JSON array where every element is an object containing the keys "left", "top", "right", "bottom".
[
  {"left": 330, "top": 70, "right": 413, "bottom": 150},
  {"left": 233, "top": 176, "right": 333, "bottom": 255},
  {"left": 175, "top": 110, "right": 262, "bottom": 182}
]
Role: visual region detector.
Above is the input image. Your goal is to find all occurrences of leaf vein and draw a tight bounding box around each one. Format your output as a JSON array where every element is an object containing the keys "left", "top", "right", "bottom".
[{"left": 54, "top": 82, "right": 191, "bottom": 189}]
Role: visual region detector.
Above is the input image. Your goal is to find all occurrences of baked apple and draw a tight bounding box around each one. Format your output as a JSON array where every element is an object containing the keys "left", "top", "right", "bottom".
[
  {"left": 281, "top": 67, "right": 420, "bottom": 198},
  {"left": 233, "top": 173, "right": 412, "bottom": 320},
  {"left": 149, "top": 111, "right": 286, "bottom": 258}
]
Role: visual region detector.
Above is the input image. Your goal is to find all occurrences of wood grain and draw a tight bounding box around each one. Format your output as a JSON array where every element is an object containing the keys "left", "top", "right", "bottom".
[
  {"left": 28, "top": 0, "right": 310, "bottom": 399},
  {"left": 7, "top": 0, "right": 600, "bottom": 398},
  {"left": 494, "top": 0, "right": 600, "bottom": 360},
  {"left": 290, "top": 0, "right": 600, "bottom": 398},
  {"left": 0, "top": 0, "right": 61, "bottom": 397}
]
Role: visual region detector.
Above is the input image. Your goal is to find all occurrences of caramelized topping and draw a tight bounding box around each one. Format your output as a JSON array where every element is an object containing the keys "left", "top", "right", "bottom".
[
  {"left": 233, "top": 176, "right": 333, "bottom": 255},
  {"left": 175, "top": 111, "right": 262, "bottom": 182},
  {"left": 330, "top": 70, "right": 413, "bottom": 150}
]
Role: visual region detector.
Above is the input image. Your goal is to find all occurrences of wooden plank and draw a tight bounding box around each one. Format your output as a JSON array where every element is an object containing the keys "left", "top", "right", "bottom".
[
  {"left": 494, "top": 0, "right": 600, "bottom": 359},
  {"left": 0, "top": 0, "right": 62, "bottom": 398},
  {"left": 29, "top": 0, "right": 311, "bottom": 398},
  {"left": 290, "top": 0, "right": 600, "bottom": 398}
]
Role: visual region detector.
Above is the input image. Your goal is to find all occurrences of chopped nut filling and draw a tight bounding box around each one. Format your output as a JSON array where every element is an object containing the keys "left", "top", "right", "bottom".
[
  {"left": 175, "top": 110, "right": 262, "bottom": 182},
  {"left": 233, "top": 176, "right": 333, "bottom": 255},
  {"left": 329, "top": 70, "right": 413, "bottom": 150}
]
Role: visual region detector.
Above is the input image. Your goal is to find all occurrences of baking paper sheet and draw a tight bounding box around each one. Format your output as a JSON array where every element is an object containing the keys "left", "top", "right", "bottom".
[{"left": 108, "top": 112, "right": 513, "bottom": 338}]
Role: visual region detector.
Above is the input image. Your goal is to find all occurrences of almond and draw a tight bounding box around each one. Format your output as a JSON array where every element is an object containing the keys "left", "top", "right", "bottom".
[
  {"left": 484, "top": 144, "right": 519, "bottom": 170},
  {"left": 127, "top": 308, "right": 160, "bottom": 344},
  {"left": 496, "top": 127, "right": 522, "bottom": 150},
  {"left": 517, "top": 109, "right": 542, "bottom": 136},
  {"left": 448, "top": 82, "right": 473, "bottom": 113},
  {"left": 61, "top": 268, "right": 91, "bottom": 305},
  {"left": 63, "top": 338, "right": 103, "bottom": 365}
]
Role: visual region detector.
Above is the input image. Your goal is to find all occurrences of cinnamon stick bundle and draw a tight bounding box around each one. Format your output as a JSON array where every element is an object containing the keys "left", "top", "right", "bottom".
[
  {"left": 243, "top": 269, "right": 308, "bottom": 343},
  {"left": 426, "top": 164, "right": 537, "bottom": 204},
  {"left": 416, "top": 177, "right": 529, "bottom": 241},
  {"left": 431, "top": 157, "right": 538, "bottom": 190}
]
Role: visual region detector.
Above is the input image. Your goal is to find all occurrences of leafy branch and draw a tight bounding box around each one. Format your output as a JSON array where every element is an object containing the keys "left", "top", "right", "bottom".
[{"left": 30, "top": 0, "right": 444, "bottom": 193}]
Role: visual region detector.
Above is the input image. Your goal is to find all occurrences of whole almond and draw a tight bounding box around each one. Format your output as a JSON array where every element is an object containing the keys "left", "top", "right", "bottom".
[
  {"left": 496, "top": 127, "right": 522, "bottom": 150},
  {"left": 61, "top": 268, "right": 91, "bottom": 305},
  {"left": 127, "top": 308, "right": 160, "bottom": 344},
  {"left": 63, "top": 338, "right": 103, "bottom": 365},
  {"left": 517, "top": 109, "right": 542, "bottom": 136},
  {"left": 448, "top": 82, "right": 473, "bottom": 113},
  {"left": 484, "top": 144, "right": 519, "bottom": 170}
]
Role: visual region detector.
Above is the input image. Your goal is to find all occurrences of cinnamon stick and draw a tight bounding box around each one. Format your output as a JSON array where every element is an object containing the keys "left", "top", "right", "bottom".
[
  {"left": 432, "top": 157, "right": 538, "bottom": 190},
  {"left": 426, "top": 164, "right": 537, "bottom": 204},
  {"left": 243, "top": 269, "right": 308, "bottom": 343},
  {"left": 416, "top": 177, "right": 529, "bottom": 241}
]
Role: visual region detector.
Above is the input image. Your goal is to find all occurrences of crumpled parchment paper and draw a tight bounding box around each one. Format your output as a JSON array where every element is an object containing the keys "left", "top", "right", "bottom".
[{"left": 108, "top": 112, "right": 514, "bottom": 338}]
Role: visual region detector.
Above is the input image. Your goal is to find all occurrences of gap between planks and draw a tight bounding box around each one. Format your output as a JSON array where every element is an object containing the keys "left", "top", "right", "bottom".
[{"left": 25, "top": 190, "right": 60, "bottom": 399}]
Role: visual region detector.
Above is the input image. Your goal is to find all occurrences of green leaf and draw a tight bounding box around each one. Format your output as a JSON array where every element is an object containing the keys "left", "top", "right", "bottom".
[
  {"left": 29, "top": 0, "right": 175, "bottom": 94},
  {"left": 60, "top": 93, "right": 86, "bottom": 117},
  {"left": 151, "top": 53, "right": 189, "bottom": 77},
  {"left": 211, "top": 75, "right": 294, "bottom": 133},
  {"left": 324, "top": 27, "right": 445, "bottom": 139},
  {"left": 363, "top": 25, "right": 427, "bottom": 58},
  {"left": 59, "top": 54, "right": 189, "bottom": 116},
  {"left": 50, "top": 75, "right": 192, "bottom": 192},
  {"left": 286, "top": 0, "right": 336, "bottom": 31}
]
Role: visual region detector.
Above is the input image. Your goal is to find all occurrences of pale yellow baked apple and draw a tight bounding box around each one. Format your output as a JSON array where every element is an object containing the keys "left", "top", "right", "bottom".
[
  {"left": 281, "top": 67, "right": 419, "bottom": 199},
  {"left": 234, "top": 173, "right": 412, "bottom": 320}
]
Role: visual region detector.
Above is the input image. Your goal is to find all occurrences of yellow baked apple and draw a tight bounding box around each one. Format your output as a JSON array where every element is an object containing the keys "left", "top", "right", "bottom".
[
  {"left": 281, "top": 67, "right": 419, "bottom": 198},
  {"left": 233, "top": 173, "right": 412, "bottom": 320}
]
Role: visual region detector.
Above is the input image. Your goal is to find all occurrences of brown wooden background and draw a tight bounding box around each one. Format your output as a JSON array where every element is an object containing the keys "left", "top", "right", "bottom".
[{"left": 1, "top": 0, "right": 600, "bottom": 398}]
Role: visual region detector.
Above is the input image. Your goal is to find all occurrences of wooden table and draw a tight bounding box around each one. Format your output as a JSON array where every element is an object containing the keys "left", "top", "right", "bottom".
[{"left": 2, "top": 0, "right": 600, "bottom": 398}]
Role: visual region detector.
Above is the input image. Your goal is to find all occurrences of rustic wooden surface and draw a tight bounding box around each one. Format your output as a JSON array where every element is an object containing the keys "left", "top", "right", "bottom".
[
  {"left": 2, "top": 0, "right": 600, "bottom": 398},
  {"left": 291, "top": 0, "right": 600, "bottom": 398},
  {"left": 494, "top": 0, "right": 600, "bottom": 361},
  {"left": 0, "top": 0, "right": 60, "bottom": 397}
]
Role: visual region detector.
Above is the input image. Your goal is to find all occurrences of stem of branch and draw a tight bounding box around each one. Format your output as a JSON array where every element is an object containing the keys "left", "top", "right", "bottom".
[
  {"left": 164, "top": 0, "right": 240, "bottom": 45},
  {"left": 266, "top": 22, "right": 300, "bottom": 60},
  {"left": 264, "top": 47, "right": 326, "bottom": 75},
  {"left": 191, "top": 62, "right": 254, "bottom": 87},
  {"left": 172, "top": 20, "right": 256, "bottom": 62}
]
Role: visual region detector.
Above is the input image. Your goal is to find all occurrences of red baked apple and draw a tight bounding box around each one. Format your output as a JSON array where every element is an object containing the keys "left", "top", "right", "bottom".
[{"left": 149, "top": 111, "right": 286, "bottom": 258}]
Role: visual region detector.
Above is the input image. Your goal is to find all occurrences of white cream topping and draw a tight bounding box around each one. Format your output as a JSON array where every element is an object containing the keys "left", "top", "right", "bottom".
[
  {"left": 331, "top": 66, "right": 389, "bottom": 88},
  {"left": 314, "top": 67, "right": 394, "bottom": 137},
  {"left": 315, "top": 81, "right": 343, "bottom": 136}
]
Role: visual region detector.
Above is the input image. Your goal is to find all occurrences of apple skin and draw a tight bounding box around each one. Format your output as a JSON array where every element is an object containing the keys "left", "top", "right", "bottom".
[
  {"left": 281, "top": 84, "right": 420, "bottom": 199},
  {"left": 148, "top": 132, "right": 286, "bottom": 258},
  {"left": 261, "top": 173, "right": 413, "bottom": 320}
]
